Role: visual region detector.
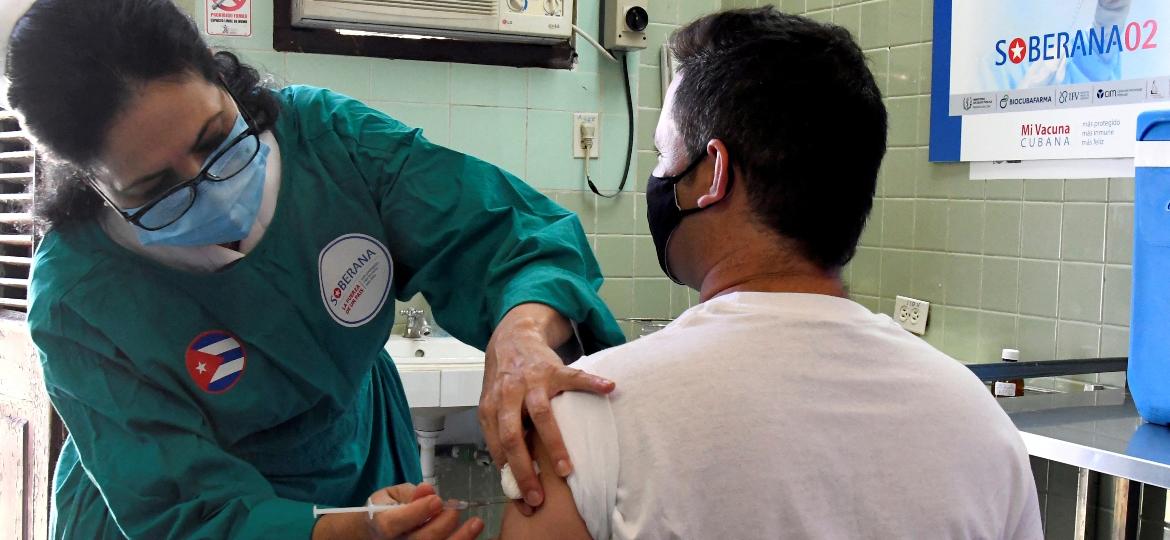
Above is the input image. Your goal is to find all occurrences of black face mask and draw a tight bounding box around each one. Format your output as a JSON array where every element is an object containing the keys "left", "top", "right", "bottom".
[{"left": 645, "top": 154, "right": 732, "bottom": 284}]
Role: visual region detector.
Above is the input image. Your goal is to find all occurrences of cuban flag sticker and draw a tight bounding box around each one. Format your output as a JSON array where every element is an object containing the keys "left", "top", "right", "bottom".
[{"left": 185, "top": 330, "right": 247, "bottom": 394}]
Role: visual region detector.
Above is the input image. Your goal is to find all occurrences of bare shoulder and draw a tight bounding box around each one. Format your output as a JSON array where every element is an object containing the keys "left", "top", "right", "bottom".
[{"left": 498, "top": 433, "right": 593, "bottom": 540}]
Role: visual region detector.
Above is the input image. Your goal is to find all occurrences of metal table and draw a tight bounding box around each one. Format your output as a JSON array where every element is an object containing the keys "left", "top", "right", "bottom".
[{"left": 1002, "top": 389, "right": 1170, "bottom": 539}]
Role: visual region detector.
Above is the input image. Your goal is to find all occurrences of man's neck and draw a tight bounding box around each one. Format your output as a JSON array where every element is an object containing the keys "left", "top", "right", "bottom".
[{"left": 696, "top": 252, "right": 847, "bottom": 303}]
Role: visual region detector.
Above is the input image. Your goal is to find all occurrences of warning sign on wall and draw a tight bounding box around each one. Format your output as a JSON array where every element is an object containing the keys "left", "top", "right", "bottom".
[{"left": 206, "top": 0, "right": 251, "bottom": 37}]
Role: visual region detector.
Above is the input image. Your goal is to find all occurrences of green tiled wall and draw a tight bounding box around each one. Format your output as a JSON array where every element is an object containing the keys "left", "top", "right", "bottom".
[
  {"left": 182, "top": 0, "right": 1134, "bottom": 362},
  {"left": 726, "top": 0, "right": 1136, "bottom": 374},
  {"left": 178, "top": 0, "right": 720, "bottom": 339}
]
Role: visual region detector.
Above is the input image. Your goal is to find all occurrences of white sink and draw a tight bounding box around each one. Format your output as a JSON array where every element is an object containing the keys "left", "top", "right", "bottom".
[
  {"left": 386, "top": 335, "right": 486, "bottom": 485},
  {"left": 386, "top": 335, "right": 485, "bottom": 409},
  {"left": 387, "top": 335, "right": 485, "bottom": 366}
]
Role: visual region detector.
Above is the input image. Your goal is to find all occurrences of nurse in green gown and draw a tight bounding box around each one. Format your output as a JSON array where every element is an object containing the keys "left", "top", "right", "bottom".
[{"left": 5, "top": 0, "right": 625, "bottom": 538}]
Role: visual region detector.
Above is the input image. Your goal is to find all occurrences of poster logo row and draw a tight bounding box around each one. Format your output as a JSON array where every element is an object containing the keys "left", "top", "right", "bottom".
[{"left": 950, "top": 78, "right": 1170, "bottom": 116}]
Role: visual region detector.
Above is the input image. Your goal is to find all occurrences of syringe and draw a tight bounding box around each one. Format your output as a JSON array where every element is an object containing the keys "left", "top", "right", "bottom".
[{"left": 312, "top": 497, "right": 509, "bottom": 519}]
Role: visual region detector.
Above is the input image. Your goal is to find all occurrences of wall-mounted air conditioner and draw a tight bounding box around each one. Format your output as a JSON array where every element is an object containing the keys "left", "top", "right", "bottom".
[{"left": 292, "top": 0, "right": 573, "bottom": 44}]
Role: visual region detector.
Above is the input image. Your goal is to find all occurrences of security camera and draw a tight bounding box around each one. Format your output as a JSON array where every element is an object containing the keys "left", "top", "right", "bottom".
[{"left": 602, "top": 0, "right": 648, "bottom": 50}]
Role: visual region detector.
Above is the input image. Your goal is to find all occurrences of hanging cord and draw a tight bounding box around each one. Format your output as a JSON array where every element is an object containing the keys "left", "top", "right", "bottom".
[
  {"left": 571, "top": 24, "right": 619, "bottom": 63},
  {"left": 568, "top": 25, "right": 633, "bottom": 198},
  {"left": 586, "top": 53, "right": 634, "bottom": 198}
]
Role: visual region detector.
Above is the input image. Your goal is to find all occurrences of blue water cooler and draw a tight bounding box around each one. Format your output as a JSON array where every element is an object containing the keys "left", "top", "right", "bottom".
[{"left": 1131, "top": 111, "right": 1170, "bottom": 425}]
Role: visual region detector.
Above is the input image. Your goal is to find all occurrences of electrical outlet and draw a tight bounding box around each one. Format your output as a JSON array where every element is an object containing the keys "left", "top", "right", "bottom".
[
  {"left": 894, "top": 295, "right": 930, "bottom": 335},
  {"left": 572, "top": 113, "right": 600, "bottom": 158}
]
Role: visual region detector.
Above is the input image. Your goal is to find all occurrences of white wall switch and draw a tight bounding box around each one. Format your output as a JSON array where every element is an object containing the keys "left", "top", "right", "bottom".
[{"left": 894, "top": 295, "right": 930, "bottom": 335}]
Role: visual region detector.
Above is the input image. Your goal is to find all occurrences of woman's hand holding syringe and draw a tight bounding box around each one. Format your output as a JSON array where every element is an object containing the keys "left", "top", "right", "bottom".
[{"left": 311, "top": 483, "right": 487, "bottom": 540}]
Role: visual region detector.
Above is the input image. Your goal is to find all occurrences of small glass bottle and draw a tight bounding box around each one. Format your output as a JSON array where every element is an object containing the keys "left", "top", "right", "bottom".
[{"left": 992, "top": 348, "right": 1026, "bottom": 398}]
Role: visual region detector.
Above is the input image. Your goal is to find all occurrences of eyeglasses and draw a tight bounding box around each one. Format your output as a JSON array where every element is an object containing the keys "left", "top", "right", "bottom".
[{"left": 90, "top": 83, "right": 261, "bottom": 231}]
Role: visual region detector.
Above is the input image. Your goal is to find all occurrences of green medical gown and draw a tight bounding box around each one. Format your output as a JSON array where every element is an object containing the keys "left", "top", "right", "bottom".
[{"left": 28, "top": 85, "right": 624, "bottom": 539}]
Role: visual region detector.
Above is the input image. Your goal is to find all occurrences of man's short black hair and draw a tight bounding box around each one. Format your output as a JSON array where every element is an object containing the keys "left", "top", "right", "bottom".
[{"left": 670, "top": 7, "right": 887, "bottom": 270}]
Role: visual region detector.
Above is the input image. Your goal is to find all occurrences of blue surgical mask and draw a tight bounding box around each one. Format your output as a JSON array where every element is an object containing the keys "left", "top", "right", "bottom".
[{"left": 129, "top": 114, "right": 269, "bottom": 247}]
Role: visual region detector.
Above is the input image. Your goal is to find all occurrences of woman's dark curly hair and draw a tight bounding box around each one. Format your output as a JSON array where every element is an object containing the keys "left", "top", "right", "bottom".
[{"left": 5, "top": 0, "right": 280, "bottom": 230}]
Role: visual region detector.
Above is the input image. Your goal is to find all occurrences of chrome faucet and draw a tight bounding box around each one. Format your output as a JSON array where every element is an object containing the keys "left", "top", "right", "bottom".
[{"left": 401, "top": 308, "right": 432, "bottom": 338}]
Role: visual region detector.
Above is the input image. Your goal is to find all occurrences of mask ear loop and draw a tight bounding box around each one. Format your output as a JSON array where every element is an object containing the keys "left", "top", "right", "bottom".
[
  {"left": 668, "top": 150, "right": 734, "bottom": 212},
  {"left": 660, "top": 153, "right": 735, "bottom": 284},
  {"left": 698, "top": 148, "right": 736, "bottom": 207},
  {"left": 657, "top": 155, "right": 708, "bottom": 284}
]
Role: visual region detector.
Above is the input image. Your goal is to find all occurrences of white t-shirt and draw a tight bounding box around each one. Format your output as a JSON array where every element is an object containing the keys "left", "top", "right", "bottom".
[{"left": 553, "top": 292, "right": 1042, "bottom": 540}]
